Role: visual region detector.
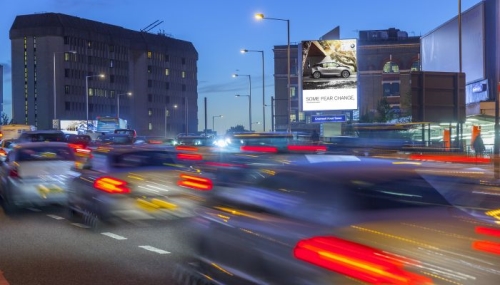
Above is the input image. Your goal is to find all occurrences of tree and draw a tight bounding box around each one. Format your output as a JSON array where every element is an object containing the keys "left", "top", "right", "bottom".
[
  {"left": 0, "top": 113, "right": 11, "bottom": 125},
  {"left": 375, "top": 97, "right": 394, "bottom": 122},
  {"left": 226, "top": 125, "right": 248, "bottom": 134}
]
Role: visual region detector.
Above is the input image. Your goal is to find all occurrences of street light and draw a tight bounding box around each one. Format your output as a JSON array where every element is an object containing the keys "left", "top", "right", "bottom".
[
  {"left": 53, "top": 50, "right": 76, "bottom": 122},
  {"left": 86, "top": 73, "right": 105, "bottom": 131},
  {"left": 233, "top": 73, "right": 252, "bottom": 131},
  {"left": 241, "top": 49, "right": 265, "bottom": 132},
  {"left": 235, "top": 94, "right": 251, "bottom": 131},
  {"left": 255, "top": 13, "right": 291, "bottom": 133},
  {"left": 116, "top": 92, "right": 132, "bottom": 119},
  {"left": 212, "top": 115, "right": 223, "bottom": 132}
]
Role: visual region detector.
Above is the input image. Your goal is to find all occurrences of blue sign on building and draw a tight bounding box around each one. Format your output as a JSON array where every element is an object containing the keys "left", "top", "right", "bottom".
[{"left": 311, "top": 115, "right": 346, "bottom": 123}]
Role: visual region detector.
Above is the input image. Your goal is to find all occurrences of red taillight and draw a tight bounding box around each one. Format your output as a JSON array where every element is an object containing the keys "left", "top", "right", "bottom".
[
  {"left": 176, "top": 145, "right": 199, "bottom": 152},
  {"left": 93, "top": 177, "right": 130, "bottom": 194},
  {"left": 9, "top": 168, "right": 19, "bottom": 178},
  {"left": 68, "top": 143, "right": 85, "bottom": 150},
  {"left": 240, "top": 145, "right": 278, "bottom": 153},
  {"left": 177, "top": 173, "right": 212, "bottom": 191},
  {"left": 177, "top": 153, "right": 203, "bottom": 161},
  {"left": 294, "top": 236, "right": 432, "bottom": 285},
  {"left": 287, "top": 145, "right": 327, "bottom": 152}
]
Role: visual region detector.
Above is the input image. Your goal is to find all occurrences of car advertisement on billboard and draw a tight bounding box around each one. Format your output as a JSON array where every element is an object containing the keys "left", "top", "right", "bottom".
[{"left": 302, "top": 39, "right": 358, "bottom": 111}]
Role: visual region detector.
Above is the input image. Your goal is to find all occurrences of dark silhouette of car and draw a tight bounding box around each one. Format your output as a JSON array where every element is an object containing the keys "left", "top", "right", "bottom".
[{"left": 311, "top": 61, "right": 351, "bottom": 79}]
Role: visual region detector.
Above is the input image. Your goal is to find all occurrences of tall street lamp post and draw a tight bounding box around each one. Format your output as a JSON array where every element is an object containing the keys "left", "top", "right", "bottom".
[
  {"left": 235, "top": 94, "right": 251, "bottom": 131},
  {"left": 86, "top": 74, "right": 105, "bottom": 131},
  {"left": 255, "top": 13, "right": 291, "bottom": 133},
  {"left": 212, "top": 115, "right": 223, "bottom": 132},
  {"left": 116, "top": 92, "right": 132, "bottom": 119},
  {"left": 53, "top": 50, "right": 76, "bottom": 122},
  {"left": 233, "top": 73, "right": 252, "bottom": 131},
  {"left": 241, "top": 49, "right": 265, "bottom": 132},
  {"left": 165, "top": 104, "right": 177, "bottom": 138}
]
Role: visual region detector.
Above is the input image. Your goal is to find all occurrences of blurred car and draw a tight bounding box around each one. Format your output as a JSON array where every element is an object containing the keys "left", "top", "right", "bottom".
[
  {"left": 311, "top": 61, "right": 351, "bottom": 79},
  {"left": 134, "top": 136, "right": 176, "bottom": 146},
  {"left": 113, "top": 128, "right": 137, "bottom": 139},
  {"left": 175, "top": 158, "right": 500, "bottom": 284},
  {"left": 66, "top": 147, "right": 213, "bottom": 230},
  {"left": 90, "top": 134, "right": 135, "bottom": 148},
  {"left": 17, "top": 130, "right": 67, "bottom": 142},
  {"left": 0, "top": 142, "right": 79, "bottom": 213}
]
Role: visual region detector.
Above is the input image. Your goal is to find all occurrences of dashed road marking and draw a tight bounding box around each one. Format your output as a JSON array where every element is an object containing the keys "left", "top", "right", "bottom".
[
  {"left": 47, "top": 214, "right": 65, "bottom": 220},
  {"left": 71, "top": 223, "right": 90, "bottom": 228},
  {"left": 139, "top": 245, "right": 170, "bottom": 254},
  {"left": 101, "top": 232, "right": 127, "bottom": 240}
]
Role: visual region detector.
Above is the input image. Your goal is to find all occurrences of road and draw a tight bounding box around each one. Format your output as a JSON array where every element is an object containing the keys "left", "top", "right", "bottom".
[{"left": 0, "top": 206, "right": 194, "bottom": 285}]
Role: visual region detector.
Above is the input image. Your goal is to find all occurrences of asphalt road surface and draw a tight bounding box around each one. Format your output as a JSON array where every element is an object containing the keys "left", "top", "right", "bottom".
[{"left": 0, "top": 205, "right": 194, "bottom": 285}]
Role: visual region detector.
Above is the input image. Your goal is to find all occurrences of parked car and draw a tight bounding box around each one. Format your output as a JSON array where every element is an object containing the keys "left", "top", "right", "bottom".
[
  {"left": 0, "top": 142, "right": 79, "bottom": 213},
  {"left": 66, "top": 147, "right": 212, "bottom": 230},
  {"left": 175, "top": 157, "right": 500, "bottom": 284},
  {"left": 311, "top": 61, "right": 351, "bottom": 79},
  {"left": 17, "top": 130, "right": 66, "bottom": 142}
]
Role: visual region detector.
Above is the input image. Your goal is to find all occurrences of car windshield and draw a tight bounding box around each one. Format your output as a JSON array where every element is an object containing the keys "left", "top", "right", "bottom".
[{"left": 97, "top": 135, "right": 133, "bottom": 145}]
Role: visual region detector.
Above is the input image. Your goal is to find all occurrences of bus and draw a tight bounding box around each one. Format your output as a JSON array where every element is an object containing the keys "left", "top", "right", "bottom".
[
  {"left": 0, "top": 124, "right": 37, "bottom": 140},
  {"left": 96, "top": 117, "right": 127, "bottom": 134}
]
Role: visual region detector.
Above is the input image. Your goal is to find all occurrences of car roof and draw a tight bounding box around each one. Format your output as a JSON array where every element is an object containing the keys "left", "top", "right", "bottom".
[{"left": 13, "top": 141, "right": 70, "bottom": 148}]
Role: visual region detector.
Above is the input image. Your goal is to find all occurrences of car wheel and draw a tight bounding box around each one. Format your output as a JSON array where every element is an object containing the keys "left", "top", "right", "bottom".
[
  {"left": 84, "top": 210, "right": 104, "bottom": 232},
  {"left": 66, "top": 205, "right": 81, "bottom": 223},
  {"left": 341, "top": 70, "right": 350, "bottom": 78},
  {"left": 312, "top": 71, "right": 321, "bottom": 79}
]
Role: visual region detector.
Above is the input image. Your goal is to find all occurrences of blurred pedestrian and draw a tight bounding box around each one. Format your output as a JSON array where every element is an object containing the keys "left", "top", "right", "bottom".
[
  {"left": 473, "top": 134, "right": 485, "bottom": 157},
  {"left": 310, "top": 130, "right": 320, "bottom": 144}
]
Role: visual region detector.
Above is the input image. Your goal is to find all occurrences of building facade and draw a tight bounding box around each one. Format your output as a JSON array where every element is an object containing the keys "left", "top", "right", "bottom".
[{"left": 9, "top": 13, "right": 198, "bottom": 136}]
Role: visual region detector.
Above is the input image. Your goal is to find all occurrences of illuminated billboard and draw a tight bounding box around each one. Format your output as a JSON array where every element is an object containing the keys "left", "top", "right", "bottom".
[{"left": 301, "top": 39, "right": 358, "bottom": 111}]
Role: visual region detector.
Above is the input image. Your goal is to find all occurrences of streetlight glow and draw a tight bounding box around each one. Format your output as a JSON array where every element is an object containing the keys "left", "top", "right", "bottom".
[
  {"left": 117, "top": 92, "right": 132, "bottom": 119},
  {"left": 241, "top": 48, "right": 265, "bottom": 132},
  {"left": 233, "top": 74, "right": 252, "bottom": 131},
  {"left": 254, "top": 13, "right": 291, "bottom": 132}
]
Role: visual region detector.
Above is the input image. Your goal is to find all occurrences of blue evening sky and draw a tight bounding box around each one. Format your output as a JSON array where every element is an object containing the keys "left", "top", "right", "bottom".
[{"left": 0, "top": 0, "right": 479, "bottom": 133}]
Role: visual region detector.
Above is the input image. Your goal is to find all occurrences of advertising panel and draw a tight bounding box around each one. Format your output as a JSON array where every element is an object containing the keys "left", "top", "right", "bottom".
[
  {"left": 60, "top": 120, "right": 97, "bottom": 134},
  {"left": 302, "top": 39, "right": 358, "bottom": 111}
]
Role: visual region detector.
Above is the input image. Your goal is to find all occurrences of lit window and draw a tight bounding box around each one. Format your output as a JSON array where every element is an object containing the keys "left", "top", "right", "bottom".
[
  {"left": 182, "top": 71, "right": 186, "bottom": 78},
  {"left": 148, "top": 108, "right": 152, "bottom": 116},
  {"left": 147, "top": 51, "right": 152, "bottom": 59},
  {"left": 165, "top": 68, "right": 169, "bottom": 76},
  {"left": 383, "top": 61, "right": 399, "bottom": 73},
  {"left": 149, "top": 123, "right": 153, "bottom": 130},
  {"left": 89, "top": 88, "right": 94, "bottom": 96},
  {"left": 110, "top": 60, "right": 114, "bottom": 68}
]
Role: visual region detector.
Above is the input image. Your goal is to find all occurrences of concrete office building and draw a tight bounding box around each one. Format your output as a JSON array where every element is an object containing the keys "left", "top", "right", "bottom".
[{"left": 9, "top": 13, "right": 198, "bottom": 136}]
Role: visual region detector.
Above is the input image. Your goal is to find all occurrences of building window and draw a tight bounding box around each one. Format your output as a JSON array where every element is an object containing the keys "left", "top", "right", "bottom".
[
  {"left": 148, "top": 94, "right": 152, "bottom": 102},
  {"left": 290, "top": 86, "right": 296, "bottom": 98},
  {"left": 383, "top": 61, "right": 399, "bottom": 73},
  {"left": 109, "top": 45, "right": 115, "bottom": 52},
  {"left": 181, "top": 57, "right": 186, "bottom": 65},
  {"left": 87, "top": 41, "right": 92, "bottom": 49},
  {"left": 110, "top": 75, "right": 115, "bottom": 83},
  {"left": 64, "top": 69, "right": 70, "bottom": 78},
  {"left": 149, "top": 123, "right": 153, "bottom": 130},
  {"left": 165, "top": 54, "right": 170, "bottom": 62},
  {"left": 382, "top": 82, "right": 400, "bottom": 96},
  {"left": 148, "top": 108, "right": 152, "bottom": 116},
  {"left": 182, "top": 84, "right": 186, "bottom": 91},
  {"left": 182, "top": 71, "right": 186, "bottom": 78},
  {"left": 64, "top": 85, "right": 70, "bottom": 94},
  {"left": 88, "top": 88, "right": 94, "bottom": 97},
  {"left": 65, "top": 102, "right": 70, "bottom": 111},
  {"left": 411, "top": 60, "right": 420, "bottom": 71},
  {"left": 165, "top": 68, "right": 169, "bottom": 76},
  {"left": 110, "top": 60, "right": 114, "bottom": 68},
  {"left": 147, "top": 51, "right": 152, "bottom": 59},
  {"left": 148, "top": 65, "right": 152, "bottom": 73},
  {"left": 165, "top": 82, "right": 170, "bottom": 90},
  {"left": 148, "top": 80, "right": 152, "bottom": 88},
  {"left": 64, "top": 36, "right": 70, "bottom": 45},
  {"left": 64, "top": 52, "right": 71, "bottom": 61},
  {"left": 165, "top": 96, "right": 170, "bottom": 104}
]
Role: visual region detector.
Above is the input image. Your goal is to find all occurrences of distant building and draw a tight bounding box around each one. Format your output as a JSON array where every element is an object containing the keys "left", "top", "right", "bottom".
[
  {"left": 0, "top": 65, "right": 3, "bottom": 116},
  {"left": 9, "top": 13, "right": 198, "bottom": 136}
]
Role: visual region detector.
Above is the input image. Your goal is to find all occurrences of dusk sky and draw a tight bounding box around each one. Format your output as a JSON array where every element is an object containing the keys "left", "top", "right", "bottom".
[{"left": 0, "top": 0, "right": 479, "bottom": 134}]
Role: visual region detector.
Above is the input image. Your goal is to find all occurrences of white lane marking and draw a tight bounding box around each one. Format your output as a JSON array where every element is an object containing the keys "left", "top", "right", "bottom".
[
  {"left": 47, "top": 214, "right": 65, "bottom": 220},
  {"left": 139, "top": 245, "right": 170, "bottom": 254},
  {"left": 71, "top": 223, "right": 90, "bottom": 228},
  {"left": 101, "top": 232, "right": 127, "bottom": 240},
  {"left": 27, "top": 208, "right": 41, "bottom": 212},
  {"left": 0, "top": 270, "right": 11, "bottom": 285}
]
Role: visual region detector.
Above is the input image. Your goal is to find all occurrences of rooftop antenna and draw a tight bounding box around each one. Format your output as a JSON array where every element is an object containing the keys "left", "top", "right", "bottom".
[{"left": 140, "top": 20, "right": 160, "bottom": 32}]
